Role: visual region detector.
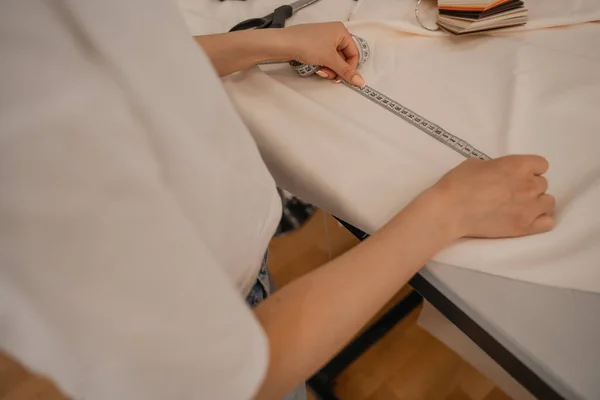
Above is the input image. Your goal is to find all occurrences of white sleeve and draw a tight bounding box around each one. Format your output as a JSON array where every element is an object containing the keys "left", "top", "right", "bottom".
[{"left": 0, "top": 1, "right": 268, "bottom": 399}]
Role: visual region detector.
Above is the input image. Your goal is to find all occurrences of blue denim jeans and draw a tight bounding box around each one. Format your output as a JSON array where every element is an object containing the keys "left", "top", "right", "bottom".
[{"left": 246, "top": 252, "right": 307, "bottom": 400}]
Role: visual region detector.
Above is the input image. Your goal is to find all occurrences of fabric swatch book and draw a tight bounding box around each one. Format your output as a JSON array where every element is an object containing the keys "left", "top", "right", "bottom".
[{"left": 437, "top": 0, "right": 528, "bottom": 34}]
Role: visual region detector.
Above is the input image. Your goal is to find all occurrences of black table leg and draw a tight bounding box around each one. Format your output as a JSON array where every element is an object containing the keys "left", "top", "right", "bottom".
[{"left": 324, "top": 217, "right": 565, "bottom": 400}]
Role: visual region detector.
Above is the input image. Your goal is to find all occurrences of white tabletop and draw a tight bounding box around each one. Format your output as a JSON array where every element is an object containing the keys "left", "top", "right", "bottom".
[{"left": 421, "top": 262, "right": 600, "bottom": 400}]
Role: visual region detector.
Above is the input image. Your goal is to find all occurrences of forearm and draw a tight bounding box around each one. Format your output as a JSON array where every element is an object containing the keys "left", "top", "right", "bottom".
[
  {"left": 252, "top": 187, "right": 458, "bottom": 400},
  {"left": 194, "top": 29, "right": 290, "bottom": 77}
]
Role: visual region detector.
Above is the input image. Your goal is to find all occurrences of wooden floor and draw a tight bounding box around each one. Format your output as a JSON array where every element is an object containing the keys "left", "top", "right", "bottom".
[
  {"left": 0, "top": 209, "right": 510, "bottom": 400},
  {"left": 268, "top": 210, "right": 511, "bottom": 400}
]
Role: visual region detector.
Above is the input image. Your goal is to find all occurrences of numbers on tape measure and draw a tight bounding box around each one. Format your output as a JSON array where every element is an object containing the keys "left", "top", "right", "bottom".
[
  {"left": 344, "top": 82, "right": 491, "bottom": 161},
  {"left": 290, "top": 35, "right": 490, "bottom": 161}
]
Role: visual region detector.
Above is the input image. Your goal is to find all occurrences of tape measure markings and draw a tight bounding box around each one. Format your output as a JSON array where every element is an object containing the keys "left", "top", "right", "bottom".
[
  {"left": 290, "top": 35, "right": 491, "bottom": 161},
  {"left": 343, "top": 82, "right": 491, "bottom": 160}
]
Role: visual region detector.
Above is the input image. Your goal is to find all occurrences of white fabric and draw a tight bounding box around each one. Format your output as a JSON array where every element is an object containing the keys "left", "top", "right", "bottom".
[
  {"left": 180, "top": 0, "right": 600, "bottom": 293},
  {"left": 1, "top": 0, "right": 281, "bottom": 399},
  {"left": 178, "top": 0, "right": 358, "bottom": 35}
]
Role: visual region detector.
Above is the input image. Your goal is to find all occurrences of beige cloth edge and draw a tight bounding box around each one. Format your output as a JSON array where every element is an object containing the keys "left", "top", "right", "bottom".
[
  {"left": 178, "top": 0, "right": 600, "bottom": 293},
  {"left": 219, "top": 15, "right": 600, "bottom": 293}
]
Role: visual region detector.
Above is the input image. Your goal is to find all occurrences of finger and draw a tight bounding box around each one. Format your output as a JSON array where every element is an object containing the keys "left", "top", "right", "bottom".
[
  {"left": 325, "top": 31, "right": 364, "bottom": 87},
  {"left": 336, "top": 49, "right": 359, "bottom": 80},
  {"left": 339, "top": 47, "right": 360, "bottom": 71},
  {"left": 526, "top": 155, "right": 550, "bottom": 175},
  {"left": 337, "top": 33, "right": 360, "bottom": 67},
  {"left": 325, "top": 51, "right": 365, "bottom": 88},
  {"left": 315, "top": 67, "right": 336, "bottom": 80},
  {"left": 533, "top": 176, "right": 548, "bottom": 194},
  {"left": 536, "top": 194, "right": 556, "bottom": 215},
  {"left": 527, "top": 213, "right": 556, "bottom": 235}
]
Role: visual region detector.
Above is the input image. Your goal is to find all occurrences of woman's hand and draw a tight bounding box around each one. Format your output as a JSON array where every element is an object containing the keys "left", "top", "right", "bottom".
[
  {"left": 195, "top": 22, "right": 365, "bottom": 84},
  {"left": 250, "top": 154, "right": 555, "bottom": 400},
  {"left": 279, "top": 22, "right": 366, "bottom": 87},
  {"left": 424, "top": 155, "right": 556, "bottom": 239}
]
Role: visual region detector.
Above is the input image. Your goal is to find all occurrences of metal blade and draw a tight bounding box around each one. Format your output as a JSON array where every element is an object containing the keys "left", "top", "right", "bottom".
[{"left": 289, "top": 0, "right": 322, "bottom": 14}]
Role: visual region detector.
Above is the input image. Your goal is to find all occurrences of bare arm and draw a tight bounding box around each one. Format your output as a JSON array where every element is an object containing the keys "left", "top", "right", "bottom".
[
  {"left": 194, "top": 22, "right": 366, "bottom": 85},
  {"left": 253, "top": 187, "right": 455, "bottom": 399},
  {"left": 196, "top": 22, "right": 555, "bottom": 400},
  {"left": 194, "top": 29, "right": 289, "bottom": 77},
  {"left": 252, "top": 156, "right": 555, "bottom": 400}
]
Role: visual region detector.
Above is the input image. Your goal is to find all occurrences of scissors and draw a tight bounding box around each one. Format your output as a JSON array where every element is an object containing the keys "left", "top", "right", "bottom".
[{"left": 228, "top": 0, "right": 322, "bottom": 32}]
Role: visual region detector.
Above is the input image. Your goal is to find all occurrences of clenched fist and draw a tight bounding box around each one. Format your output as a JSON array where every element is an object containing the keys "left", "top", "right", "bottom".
[
  {"left": 432, "top": 155, "right": 555, "bottom": 239},
  {"left": 279, "top": 22, "right": 366, "bottom": 87},
  {"left": 194, "top": 21, "right": 365, "bottom": 84}
]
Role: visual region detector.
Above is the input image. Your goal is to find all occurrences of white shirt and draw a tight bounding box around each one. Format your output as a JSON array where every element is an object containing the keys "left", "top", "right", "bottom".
[{"left": 0, "top": 0, "right": 281, "bottom": 398}]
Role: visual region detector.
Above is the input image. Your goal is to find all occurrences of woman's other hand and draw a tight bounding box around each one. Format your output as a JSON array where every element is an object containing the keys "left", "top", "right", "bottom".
[
  {"left": 280, "top": 22, "right": 366, "bottom": 87},
  {"left": 425, "top": 155, "right": 556, "bottom": 239}
]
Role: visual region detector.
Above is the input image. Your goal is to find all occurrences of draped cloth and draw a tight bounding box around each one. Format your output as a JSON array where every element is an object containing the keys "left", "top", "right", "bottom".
[{"left": 180, "top": 0, "right": 600, "bottom": 293}]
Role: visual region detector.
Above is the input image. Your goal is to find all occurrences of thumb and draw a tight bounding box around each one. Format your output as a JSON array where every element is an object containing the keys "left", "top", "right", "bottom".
[{"left": 327, "top": 53, "right": 365, "bottom": 88}]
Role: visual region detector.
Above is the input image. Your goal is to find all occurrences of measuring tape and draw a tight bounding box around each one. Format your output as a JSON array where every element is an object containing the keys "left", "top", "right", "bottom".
[{"left": 290, "top": 36, "right": 491, "bottom": 161}]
